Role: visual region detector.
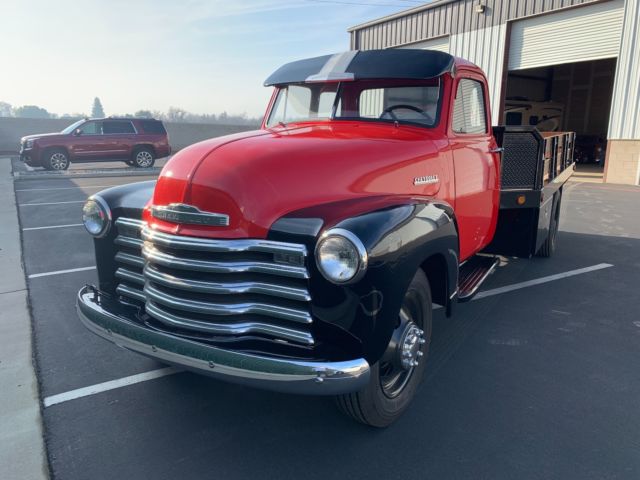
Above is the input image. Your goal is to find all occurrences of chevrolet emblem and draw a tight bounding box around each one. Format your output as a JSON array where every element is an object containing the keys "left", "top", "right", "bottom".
[{"left": 150, "top": 203, "right": 229, "bottom": 226}]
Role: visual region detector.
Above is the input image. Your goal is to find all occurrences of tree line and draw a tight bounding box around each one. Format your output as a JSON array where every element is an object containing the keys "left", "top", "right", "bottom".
[{"left": 0, "top": 97, "right": 260, "bottom": 126}]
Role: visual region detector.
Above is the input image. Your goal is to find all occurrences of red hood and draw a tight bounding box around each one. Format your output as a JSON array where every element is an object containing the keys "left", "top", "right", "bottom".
[{"left": 148, "top": 122, "right": 447, "bottom": 239}]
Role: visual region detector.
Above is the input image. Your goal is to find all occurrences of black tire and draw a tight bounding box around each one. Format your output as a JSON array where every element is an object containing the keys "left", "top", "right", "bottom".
[
  {"left": 335, "top": 269, "right": 433, "bottom": 427},
  {"left": 131, "top": 147, "right": 155, "bottom": 168},
  {"left": 43, "top": 148, "right": 70, "bottom": 171},
  {"left": 537, "top": 189, "right": 563, "bottom": 258}
]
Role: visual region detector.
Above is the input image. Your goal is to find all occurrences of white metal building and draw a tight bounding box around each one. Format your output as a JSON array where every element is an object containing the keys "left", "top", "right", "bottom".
[{"left": 349, "top": 0, "right": 640, "bottom": 185}]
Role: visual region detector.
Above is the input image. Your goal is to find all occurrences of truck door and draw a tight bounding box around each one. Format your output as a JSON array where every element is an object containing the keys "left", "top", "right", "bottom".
[{"left": 449, "top": 77, "right": 500, "bottom": 261}]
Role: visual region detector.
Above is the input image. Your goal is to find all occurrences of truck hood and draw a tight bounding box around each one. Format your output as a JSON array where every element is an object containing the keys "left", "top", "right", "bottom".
[{"left": 148, "top": 122, "right": 446, "bottom": 239}]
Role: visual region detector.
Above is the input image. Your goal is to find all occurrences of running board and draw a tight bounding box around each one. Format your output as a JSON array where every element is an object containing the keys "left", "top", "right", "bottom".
[{"left": 458, "top": 255, "right": 499, "bottom": 302}]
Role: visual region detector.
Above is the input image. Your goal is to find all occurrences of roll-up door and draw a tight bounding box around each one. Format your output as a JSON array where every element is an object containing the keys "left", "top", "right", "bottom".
[
  {"left": 398, "top": 36, "right": 449, "bottom": 53},
  {"left": 508, "top": 0, "right": 624, "bottom": 71}
]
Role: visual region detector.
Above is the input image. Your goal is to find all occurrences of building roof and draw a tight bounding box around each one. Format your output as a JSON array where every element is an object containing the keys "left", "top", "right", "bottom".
[
  {"left": 347, "top": 0, "right": 458, "bottom": 32},
  {"left": 264, "top": 49, "right": 456, "bottom": 86}
]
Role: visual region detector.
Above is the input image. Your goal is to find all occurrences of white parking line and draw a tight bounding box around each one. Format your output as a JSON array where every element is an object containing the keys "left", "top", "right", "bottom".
[
  {"left": 43, "top": 367, "right": 181, "bottom": 408},
  {"left": 28, "top": 266, "right": 96, "bottom": 279},
  {"left": 23, "top": 223, "right": 84, "bottom": 231},
  {"left": 15, "top": 185, "right": 116, "bottom": 192},
  {"left": 38, "top": 262, "right": 613, "bottom": 408},
  {"left": 19, "top": 200, "right": 86, "bottom": 206},
  {"left": 473, "top": 263, "right": 613, "bottom": 300}
]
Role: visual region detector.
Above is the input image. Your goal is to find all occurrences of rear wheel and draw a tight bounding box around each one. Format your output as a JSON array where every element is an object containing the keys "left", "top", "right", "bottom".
[
  {"left": 335, "top": 270, "right": 432, "bottom": 427},
  {"left": 131, "top": 147, "right": 155, "bottom": 168},
  {"left": 537, "top": 189, "right": 563, "bottom": 257},
  {"left": 43, "top": 149, "right": 70, "bottom": 171}
]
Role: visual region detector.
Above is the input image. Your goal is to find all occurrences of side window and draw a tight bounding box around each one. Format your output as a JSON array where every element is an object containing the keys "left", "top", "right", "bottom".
[
  {"left": 103, "top": 121, "right": 136, "bottom": 134},
  {"left": 78, "top": 121, "right": 102, "bottom": 135},
  {"left": 139, "top": 120, "right": 166, "bottom": 134},
  {"left": 452, "top": 78, "right": 487, "bottom": 134}
]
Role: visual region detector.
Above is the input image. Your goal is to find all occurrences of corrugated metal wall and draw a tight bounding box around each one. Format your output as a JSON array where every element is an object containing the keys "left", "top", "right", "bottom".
[
  {"left": 450, "top": 24, "right": 507, "bottom": 123},
  {"left": 350, "top": 0, "right": 600, "bottom": 50},
  {"left": 609, "top": 0, "right": 640, "bottom": 139}
]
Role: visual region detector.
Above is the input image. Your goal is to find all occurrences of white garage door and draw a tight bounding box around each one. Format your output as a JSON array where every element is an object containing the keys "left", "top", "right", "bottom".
[
  {"left": 397, "top": 36, "right": 449, "bottom": 53},
  {"left": 508, "top": 0, "right": 624, "bottom": 70}
]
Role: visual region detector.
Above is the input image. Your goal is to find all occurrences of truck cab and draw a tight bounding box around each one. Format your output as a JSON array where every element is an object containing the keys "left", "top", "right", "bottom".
[{"left": 76, "top": 50, "right": 573, "bottom": 427}]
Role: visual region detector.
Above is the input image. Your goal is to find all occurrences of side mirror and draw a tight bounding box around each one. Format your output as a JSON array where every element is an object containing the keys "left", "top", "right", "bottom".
[{"left": 73, "top": 128, "right": 82, "bottom": 136}]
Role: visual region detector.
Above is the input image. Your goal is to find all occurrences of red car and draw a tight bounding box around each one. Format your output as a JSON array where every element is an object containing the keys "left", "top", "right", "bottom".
[
  {"left": 19, "top": 117, "right": 171, "bottom": 170},
  {"left": 77, "top": 50, "right": 574, "bottom": 427}
]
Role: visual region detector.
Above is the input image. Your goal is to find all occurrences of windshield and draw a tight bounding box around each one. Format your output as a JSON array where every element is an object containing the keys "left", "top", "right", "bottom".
[
  {"left": 266, "top": 78, "right": 441, "bottom": 128},
  {"left": 60, "top": 120, "right": 85, "bottom": 134}
]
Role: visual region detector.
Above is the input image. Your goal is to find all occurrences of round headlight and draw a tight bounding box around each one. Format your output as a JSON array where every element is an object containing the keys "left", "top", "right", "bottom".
[
  {"left": 82, "top": 196, "right": 111, "bottom": 237},
  {"left": 315, "top": 228, "right": 368, "bottom": 284}
]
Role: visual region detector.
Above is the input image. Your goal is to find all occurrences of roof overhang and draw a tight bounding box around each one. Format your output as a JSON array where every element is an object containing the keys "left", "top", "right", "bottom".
[
  {"left": 264, "top": 49, "right": 455, "bottom": 87},
  {"left": 347, "top": 0, "right": 459, "bottom": 32}
]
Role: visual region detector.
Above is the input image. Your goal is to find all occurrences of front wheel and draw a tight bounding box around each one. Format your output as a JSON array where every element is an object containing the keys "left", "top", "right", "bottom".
[
  {"left": 131, "top": 147, "right": 155, "bottom": 168},
  {"left": 335, "top": 270, "right": 433, "bottom": 427},
  {"left": 44, "top": 149, "right": 70, "bottom": 171}
]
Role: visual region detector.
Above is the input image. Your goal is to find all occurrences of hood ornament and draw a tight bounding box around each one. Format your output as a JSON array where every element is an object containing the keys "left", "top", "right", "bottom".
[{"left": 151, "top": 203, "right": 229, "bottom": 226}]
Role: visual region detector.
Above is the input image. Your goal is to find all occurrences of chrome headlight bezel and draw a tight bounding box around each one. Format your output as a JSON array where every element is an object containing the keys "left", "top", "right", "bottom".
[
  {"left": 82, "top": 195, "right": 112, "bottom": 238},
  {"left": 25, "top": 139, "right": 35, "bottom": 148},
  {"left": 315, "top": 228, "right": 368, "bottom": 285}
]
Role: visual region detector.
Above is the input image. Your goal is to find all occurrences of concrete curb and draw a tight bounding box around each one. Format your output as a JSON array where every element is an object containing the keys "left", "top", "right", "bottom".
[
  {"left": 14, "top": 168, "right": 162, "bottom": 180},
  {"left": 0, "top": 157, "right": 49, "bottom": 479}
]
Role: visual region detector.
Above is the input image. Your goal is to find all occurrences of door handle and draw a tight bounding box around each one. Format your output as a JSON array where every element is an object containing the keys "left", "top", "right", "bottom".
[{"left": 488, "top": 147, "right": 503, "bottom": 154}]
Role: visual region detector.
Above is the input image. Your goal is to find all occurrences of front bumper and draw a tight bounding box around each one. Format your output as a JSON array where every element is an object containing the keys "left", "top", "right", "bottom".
[{"left": 77, "top": 286, "right": 371, "bottom": 395}]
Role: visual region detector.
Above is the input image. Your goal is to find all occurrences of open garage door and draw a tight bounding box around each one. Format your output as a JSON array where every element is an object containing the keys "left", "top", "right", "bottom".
[
  {"left": 398, "top": 36, "right": 449, "bottom": 53},
  {"left": 508, "top": 0, "right": 624, "bottom": 71}
]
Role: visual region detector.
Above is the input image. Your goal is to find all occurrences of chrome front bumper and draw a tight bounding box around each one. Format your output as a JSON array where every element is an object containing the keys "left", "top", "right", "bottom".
[{"left": 77, "top": 286, "right": 370, "bottom": 395}]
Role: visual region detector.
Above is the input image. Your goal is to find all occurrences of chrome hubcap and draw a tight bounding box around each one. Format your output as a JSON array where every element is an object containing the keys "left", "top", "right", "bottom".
[
  {"left": 379, "top": 306, "right": 426, "bottom": 398},
  {"left": 50, "top": 153, "right": 68, "bottom": 170},
  {"left": 136, "top": 151, "right": 153, "bottom": 167},
  {"left": 399, "top": 324, "right": 425, "bottom": 370}
]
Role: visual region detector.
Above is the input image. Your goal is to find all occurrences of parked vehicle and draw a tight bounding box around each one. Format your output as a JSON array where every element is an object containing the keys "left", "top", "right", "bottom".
[
  {"left": 76, "top": 50, "right": 574, "bottom": 427},
  {"left": 503, "top": 99, "right": 565, "bottom": 132},
  {"left": 19, "top": 117, "right": 171, "bottom": 170},
  {"left": 574, "top": 135, "right": 606, "bottom": 165}
]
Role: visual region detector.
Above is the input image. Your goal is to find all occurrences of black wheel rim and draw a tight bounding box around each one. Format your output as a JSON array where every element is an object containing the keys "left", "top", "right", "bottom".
[{"left": 379, "top": 295, "right": 425, "bottom": 399}]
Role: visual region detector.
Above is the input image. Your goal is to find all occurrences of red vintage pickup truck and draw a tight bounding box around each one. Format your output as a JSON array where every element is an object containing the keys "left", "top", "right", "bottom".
[{"left": 77, "top": 50, "right": 574, "bottom": 427}]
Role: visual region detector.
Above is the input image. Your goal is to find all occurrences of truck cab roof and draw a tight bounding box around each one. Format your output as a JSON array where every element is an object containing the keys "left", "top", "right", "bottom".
[{"left": 263, "top": 49, "right": 480, "bottom": 86}]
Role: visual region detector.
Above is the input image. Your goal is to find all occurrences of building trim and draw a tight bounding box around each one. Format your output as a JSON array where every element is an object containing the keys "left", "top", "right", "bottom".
[
  {"left": 347, "top": 0, "right": 457, "bottom": 32},
  {"left": 388, "top": 33, "right": 451, "bottom": 49}
]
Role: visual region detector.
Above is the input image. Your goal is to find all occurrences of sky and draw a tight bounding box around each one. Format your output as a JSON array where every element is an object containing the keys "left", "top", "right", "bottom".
[{"left": 0, "top": 0, "right": 425, "bottom": 118}]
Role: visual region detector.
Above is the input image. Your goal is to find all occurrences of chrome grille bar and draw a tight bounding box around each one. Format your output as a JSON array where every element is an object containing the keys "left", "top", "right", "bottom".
[
  {"left": 115, "top": 217, "right": 145, "bottom": 232},
  {"left": 142, "top": 227, "right": 307, "bottom": 256},
  {"left": 116, "top": 284, "right": 146, "bottom": 303},
  {"left": 146, "top": 301, "right": 314, "bottom": 345},
  {"left": 144, "top": 264, "right": 310, "bottom": 302},
  {"left": 142, "top": 245, "right": 309, "bottom": 279},
  {"left": 115, "top": 235, "right": 143, "bottom": 249},
  {"left": 115, "top": 251, "right": 145, "bottom": 268},
  {"left": 144, "top": 283, "right": 312, "bottom": 324},
  {"left": 115, "top": 267, "right": 145, "bottom": 286}
]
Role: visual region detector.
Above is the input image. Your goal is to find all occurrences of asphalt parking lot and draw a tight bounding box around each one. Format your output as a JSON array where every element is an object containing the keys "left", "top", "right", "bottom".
[{"left": 14, "top": 172, "right": 640, "bottom": 479}]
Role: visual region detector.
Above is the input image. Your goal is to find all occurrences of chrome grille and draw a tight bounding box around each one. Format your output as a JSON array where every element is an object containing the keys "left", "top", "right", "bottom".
[
  {"left": 114, "top": 218, "right": 146, "bottom": 304},
  {"left": 112, "top": 217, "right": 314, "bottom": 346}
]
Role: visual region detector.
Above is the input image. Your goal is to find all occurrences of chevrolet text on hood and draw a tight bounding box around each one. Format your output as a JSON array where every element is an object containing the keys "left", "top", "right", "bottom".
[{"left": 77, "top": 50, "right": 575, "bottom": 427}]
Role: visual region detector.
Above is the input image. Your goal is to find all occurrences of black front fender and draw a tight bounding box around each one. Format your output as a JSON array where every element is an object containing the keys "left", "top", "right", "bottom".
[
  {"left": 92, "top": 180, "right": 155, "bottom": 295},
  {"left": 269, "top": 201, "right": 459, "bottom": 364}
]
